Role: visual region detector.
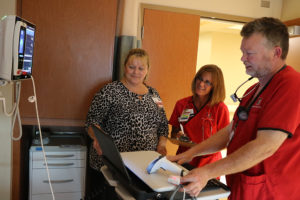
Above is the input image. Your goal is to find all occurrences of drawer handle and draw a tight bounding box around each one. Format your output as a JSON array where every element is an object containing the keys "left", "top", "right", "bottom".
[
  {"left": 43, "top": 179, "right": 74, "bottom": 184},
  {"left": 45, "top": 154, "right": 75, "bottom": 158},
  {"left": 44, "top": 163, "right": 75, "bottom": 166}
]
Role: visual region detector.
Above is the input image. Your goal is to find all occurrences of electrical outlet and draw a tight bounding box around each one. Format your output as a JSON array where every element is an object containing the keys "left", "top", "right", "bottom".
[
  {"left": 261, "top": 0, "right": 270, "bottom": 8},
  {"left": 0, "top": 80, "right": 8, "bottom": 86}
]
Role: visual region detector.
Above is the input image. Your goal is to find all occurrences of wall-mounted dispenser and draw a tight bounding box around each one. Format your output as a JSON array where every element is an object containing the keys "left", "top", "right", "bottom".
[{"left": 288, "top": 25, "right": 300, "bottom": 37}]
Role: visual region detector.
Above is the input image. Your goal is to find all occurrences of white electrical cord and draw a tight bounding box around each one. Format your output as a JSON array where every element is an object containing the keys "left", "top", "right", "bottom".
[
  {"left": 170, "top": 184, "right": 196, "bottom": 200},
  {"left": 1, "top": 76, "right": 55, "bottom": 199},
  {"left": 30, "top": 76, "right": 55, "bottom": 200},
  {"left": 169, "top": 184, "right": 182, "bottom": 200},
  {"left": 0, "top": 95, "right": 17, "bottom": 116},
  {"left": 11, "top": 81, "right": 22, "bottom": 141},
  {"left": 0, "top": 80, "right": 22, "bottom": 141}
]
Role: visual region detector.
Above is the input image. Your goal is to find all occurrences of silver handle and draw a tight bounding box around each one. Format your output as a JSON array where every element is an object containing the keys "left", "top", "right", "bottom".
[
  {"left": 43, "top": 179, "right": 74, "bottom": 184},
  {"left": 44, "top": 163, "right": 74, "bottom": 166},
  {"left": 45, "top": 154, "right": 75, "bottom": 158}
]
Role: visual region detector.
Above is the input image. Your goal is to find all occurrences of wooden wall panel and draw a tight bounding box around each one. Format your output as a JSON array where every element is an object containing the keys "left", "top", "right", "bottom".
[
  {"left": 284, "top": 18, "right": 300, "bottom": 26},
  {"left": 19, "top": 0, "right": 117, "bottom": 123}
]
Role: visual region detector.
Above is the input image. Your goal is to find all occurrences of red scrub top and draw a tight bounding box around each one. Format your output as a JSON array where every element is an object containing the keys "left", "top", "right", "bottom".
[
  {"left": 227, "top": 66, "right": 300, "bottom": 200},
  {"left": 169, "top": 96, "right": 229, "bottom": 167}
]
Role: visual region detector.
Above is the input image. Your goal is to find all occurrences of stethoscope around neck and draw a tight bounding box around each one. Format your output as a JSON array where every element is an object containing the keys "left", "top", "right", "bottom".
[
  {"left": 231, "top": 77, "right": 267, "bottom": 121},
  {"left": 230, "top": 76, "right": 257, "bottom": 121},
  {"left": 230, "top": 77, "right": 255, "bottom": 103},
  {"left": 231, "top": 65, "right": 286, "bottom": 121}
]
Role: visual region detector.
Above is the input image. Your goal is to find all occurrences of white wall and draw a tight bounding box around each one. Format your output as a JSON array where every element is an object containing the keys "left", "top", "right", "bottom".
[
  {"left": 119, "top": 0, "right": 283, "bottom": 36},
  {"left": 0, "top": 1, "right": 16, "bottom": 199},
  {"left": 210, "top": 32, "right": 245, "bottom": 106},
  {"left": 197, "top": 33, "right": 212, "bottom": 68},
  {"left": 0, "top": 84, "right": 13, "bottom": 200},
  {"left": 0, "top": 0, "right": 15, "bottom": 17},
  {"left": 139, "top": 0, "right": 283, "bottom": 19},
  {"left": 281, "top": 0, "right": 300, "bottom": 21},
  {"left": 198, "top": 31, "right": 257, "bottom": 119}
]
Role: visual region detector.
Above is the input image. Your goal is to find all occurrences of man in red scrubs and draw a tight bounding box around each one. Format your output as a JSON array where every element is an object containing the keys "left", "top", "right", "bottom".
[{"left": 168, "top": 17, "right": 300, "bottom": 200}]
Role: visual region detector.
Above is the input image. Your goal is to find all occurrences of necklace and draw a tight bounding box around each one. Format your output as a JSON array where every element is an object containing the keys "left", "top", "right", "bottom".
[{"left": 122, "top": 79, "right": 147, "bottom": 95}]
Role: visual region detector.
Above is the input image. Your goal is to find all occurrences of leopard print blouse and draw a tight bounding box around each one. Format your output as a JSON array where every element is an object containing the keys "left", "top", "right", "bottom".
[{"left": 85, "top": 81, "right": 169, "bottom": 171}]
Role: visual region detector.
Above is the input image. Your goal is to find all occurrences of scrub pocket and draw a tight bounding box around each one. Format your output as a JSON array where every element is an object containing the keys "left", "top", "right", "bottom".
[{"left": 230, "top": 173, "right": 273, "bottom": 200}]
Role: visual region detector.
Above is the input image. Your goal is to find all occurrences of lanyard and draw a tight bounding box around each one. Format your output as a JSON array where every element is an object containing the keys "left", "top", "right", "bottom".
[{"left": 180, "top": 97, "right": 210, "bottom": 125}]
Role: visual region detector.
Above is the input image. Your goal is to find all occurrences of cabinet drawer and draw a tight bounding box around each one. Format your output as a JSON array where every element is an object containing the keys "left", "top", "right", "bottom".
[
  {"left": 31, "top": 192, "right": 83, "bottom": 200},
  {"left": 31, "top": 168, "right": 85, "bottom": 194},
  {"left": 32, "top": 151, "right": 85, "bottom": 160},
  {"left": 32, "top": 159, "right": 85, "bottom": 168}
]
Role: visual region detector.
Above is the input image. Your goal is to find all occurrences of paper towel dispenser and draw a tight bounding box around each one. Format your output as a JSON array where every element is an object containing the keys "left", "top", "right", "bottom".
[{"left": 288, "top": 25, "right": 300, "bottom": 37}]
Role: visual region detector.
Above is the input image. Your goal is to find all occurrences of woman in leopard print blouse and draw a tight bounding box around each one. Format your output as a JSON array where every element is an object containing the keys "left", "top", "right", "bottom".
[{"left": 85, "top": 48, "right": 169, "bottom": 172}]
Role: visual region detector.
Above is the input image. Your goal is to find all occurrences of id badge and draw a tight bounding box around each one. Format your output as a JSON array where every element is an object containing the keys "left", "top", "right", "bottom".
[
  {"left": 152, "top": 96, "right": 164, "bottom": 108},
  {"left": 179, "top": 109, "right": 194, "bottom": 122}
]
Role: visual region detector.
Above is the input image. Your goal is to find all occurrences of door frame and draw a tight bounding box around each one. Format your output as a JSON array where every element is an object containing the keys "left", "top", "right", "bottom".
[{"left": 138, "top": 3, "right": 253, "bottom": 43}]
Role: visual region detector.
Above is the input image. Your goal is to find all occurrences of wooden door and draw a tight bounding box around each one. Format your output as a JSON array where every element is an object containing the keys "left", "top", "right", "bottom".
[{"left": 142, "top": 9, "right": 200, "bottom": 154}]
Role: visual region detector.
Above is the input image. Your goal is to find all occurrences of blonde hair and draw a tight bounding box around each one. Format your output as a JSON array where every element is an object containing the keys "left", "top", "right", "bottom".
[
  {"left": 124, "top": 48, "right": 150, "bottom": 68},
  {"left": 123, "top": 48, "right": 150, "bottom": 81},
  {"left": 191, "top": 64, "right": 226, "bottom": 106}
]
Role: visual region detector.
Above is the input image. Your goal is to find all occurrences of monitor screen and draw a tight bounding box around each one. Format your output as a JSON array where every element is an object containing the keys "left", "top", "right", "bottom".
[
  {"left": 18, "top": 29, "right": 25, "bottom": 54},
  {"left": 22, "top": 26, "right": 35, "bottom": 75},
  {"left": 0, "top": 15, "right": 36, "bottom": 81}
]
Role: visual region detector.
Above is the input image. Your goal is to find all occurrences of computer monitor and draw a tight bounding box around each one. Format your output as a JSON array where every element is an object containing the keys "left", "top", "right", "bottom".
[{"left": 0, "top": 15, "right": 36, "bottom": 81}]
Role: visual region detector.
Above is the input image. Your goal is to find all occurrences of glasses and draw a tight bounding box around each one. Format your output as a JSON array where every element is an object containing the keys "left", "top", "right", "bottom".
[{"left": 196, "top": 77, "right": 213, "bottom": 87}]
